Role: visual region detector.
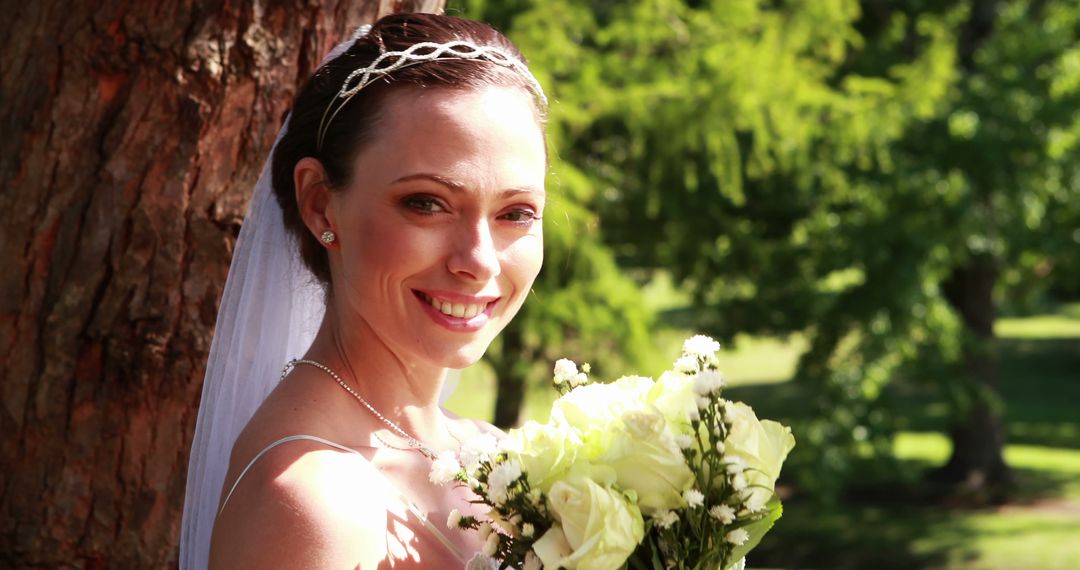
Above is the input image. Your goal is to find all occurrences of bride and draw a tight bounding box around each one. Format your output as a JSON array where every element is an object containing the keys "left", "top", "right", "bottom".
[{"left": 180, "top": 13, "right": 548, "bottom": 569}]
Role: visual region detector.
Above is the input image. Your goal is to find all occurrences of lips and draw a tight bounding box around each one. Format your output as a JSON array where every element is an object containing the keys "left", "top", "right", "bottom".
[{"left": 414, "top": 290, "right": 499, "bottom": 321}]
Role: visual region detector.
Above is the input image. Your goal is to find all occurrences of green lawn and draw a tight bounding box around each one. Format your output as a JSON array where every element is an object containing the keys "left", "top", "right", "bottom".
[{"left": 445, "top": 302, "right": 1080, "bottom": 569}]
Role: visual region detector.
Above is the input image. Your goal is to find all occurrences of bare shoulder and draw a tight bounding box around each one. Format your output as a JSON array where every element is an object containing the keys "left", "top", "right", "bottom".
[
  {"left": 209, "top": 438, "right": 388, "bottom": 569},
  {"left": 442, "top": 410, "right": 507, "bottom": 439}
]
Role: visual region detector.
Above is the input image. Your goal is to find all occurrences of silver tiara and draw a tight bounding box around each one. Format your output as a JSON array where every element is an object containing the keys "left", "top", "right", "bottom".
[{"left": 316, "top": 39, "right": 548, "bottom": 150}]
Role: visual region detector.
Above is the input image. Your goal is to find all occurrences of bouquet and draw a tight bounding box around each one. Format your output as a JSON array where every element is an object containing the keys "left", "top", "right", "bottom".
[{"left": 430, "top": 335, "right": 795, "bottom": 570}]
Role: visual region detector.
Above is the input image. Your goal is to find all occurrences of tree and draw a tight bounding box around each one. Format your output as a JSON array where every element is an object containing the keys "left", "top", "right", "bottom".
[
  {"left": 457, "top": 1, "right": 658, "bottom": 428},
  {"left": 465, "top": 0, "right": 1080, "bottom": 496},
  {"left": 0, "top": 1, "right": 442, "bottom": 565}
]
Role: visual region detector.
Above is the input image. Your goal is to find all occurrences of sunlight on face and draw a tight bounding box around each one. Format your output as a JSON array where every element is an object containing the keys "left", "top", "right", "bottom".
[{"left": 327, "top": 86, "right": 546, "bottom": 369}]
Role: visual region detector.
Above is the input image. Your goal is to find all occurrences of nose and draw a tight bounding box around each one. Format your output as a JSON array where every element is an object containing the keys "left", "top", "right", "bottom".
[{"left": 447, "top": 217, "right": 500, "bottom": 282}]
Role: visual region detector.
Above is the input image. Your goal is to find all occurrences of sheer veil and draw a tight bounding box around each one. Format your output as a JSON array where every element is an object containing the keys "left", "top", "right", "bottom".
[{"left": 179, "top": 26, "right": 389, "bottom": 569}]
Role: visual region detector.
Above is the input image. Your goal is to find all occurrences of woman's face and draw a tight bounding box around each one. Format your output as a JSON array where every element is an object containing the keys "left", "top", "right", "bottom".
[{"left": 326, "top": 85, "right": 546, "bottom": 369}]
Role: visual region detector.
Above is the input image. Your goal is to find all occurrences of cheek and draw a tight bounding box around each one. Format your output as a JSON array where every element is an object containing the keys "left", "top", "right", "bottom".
[
  {"left": 348, "top": 214, "right": 442, "bottom": 289},
  {"left": 503, "top": 233, "right": 544, "bottom": 291}
]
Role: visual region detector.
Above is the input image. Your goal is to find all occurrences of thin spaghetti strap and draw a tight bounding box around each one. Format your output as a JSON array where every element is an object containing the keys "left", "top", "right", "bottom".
[
  {"left": 217, "top": 435, "right": 355, "bottom": 516},
  {"left": 215, "top": 434, "right": 469, "bottom": 563}
]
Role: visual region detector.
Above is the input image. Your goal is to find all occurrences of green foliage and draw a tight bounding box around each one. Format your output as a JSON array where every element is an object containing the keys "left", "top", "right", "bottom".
[{"left": 456, "top": 0, "right": 1080, "bottom": 499}]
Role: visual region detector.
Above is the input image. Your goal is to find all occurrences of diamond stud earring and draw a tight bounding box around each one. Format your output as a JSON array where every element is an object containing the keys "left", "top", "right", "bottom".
[{"left": 320, "top": 230, "right": 336, "bottom": 245}]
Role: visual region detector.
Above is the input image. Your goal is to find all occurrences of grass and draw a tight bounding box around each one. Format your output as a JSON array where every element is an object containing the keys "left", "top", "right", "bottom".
[{"left": 444, "top": 300, "right": 1080, "bottom": 569}]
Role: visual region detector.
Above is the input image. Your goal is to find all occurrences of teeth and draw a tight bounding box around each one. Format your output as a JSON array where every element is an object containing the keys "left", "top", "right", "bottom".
[{"left": 423, "top": 294, "right": 487, "bottom": 319}]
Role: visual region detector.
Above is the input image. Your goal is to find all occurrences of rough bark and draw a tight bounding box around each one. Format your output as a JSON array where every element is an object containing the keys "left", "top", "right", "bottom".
[
  {"left": 936, "top": 253, "right": 1013, "bottom": 491},
  {"left": 0, "top": 0, "right": 442, "bottom": 566}
]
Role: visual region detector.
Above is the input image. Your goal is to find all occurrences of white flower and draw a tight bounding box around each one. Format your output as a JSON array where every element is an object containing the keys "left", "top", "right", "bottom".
[
  {"left": 570, "top": 372, "right": 589, "bottom": 387},
  {"left": 523, "top": 551, "right": 542, "bottom": 570},
  {"left": 521, "top": 522, "right": 535, "bottom": 538},
  {"left": 697, "top": 396, "right": 711, "bottom": 410},
  {"left": 675, "top": 434, "right": 693, "bottom": 449},
  {"left": 683, "top": 335, "right": 721, "bottom": 359},
  {"left": 693, "top": 370, "right": 725, "bottom": 395},
  {"left": 428, "top": 451, "right": 462, "bottom": 485},
  {"left": 731, "top": 472, "right": 748, "bottom": 491},
  {"left": 674, "top": 355, "right": 699, "bottom": 375},
  {"left": 744, "top": 490, "right": 768, "bottom": 513},
  {"left": 553, "top": 359, "right": 579, "bottom": 384},
  {"left": 709, "top": 504, "right": 736, "bottom": 524},
  {"left": 682, "top": 489, "right": 704, "bottom": 508},
  {"left": 447, "top": 509, "right": 463, "bottom": 529},
  {"left": 459, "top": 433, "right": 499, "bottom": 474},
  {"left": 483, "top": 531, "right": 500, "bottom": 556},
  {"left": 726, "top": 528, "right": 750, "bottom": 545},
  {"left": 654, "top": 510, "right": 679, "bottom": 529},
  {"left": 715, "top": 441, "right": 726, "bottom": 454},
  {"left": 487, "top": 460, "right": 523, "bottom": 504},
  {"left": 725, "top": 456, "right": 745, "bottom": 474}
]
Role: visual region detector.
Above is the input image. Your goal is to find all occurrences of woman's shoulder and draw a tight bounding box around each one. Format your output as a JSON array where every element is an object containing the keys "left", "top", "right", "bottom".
[
  {"left": 210, "top": 434, "right": 390, "bottom": 568},
  {"left": 442, "top": 408, "right": 507, "bottom": 440}
]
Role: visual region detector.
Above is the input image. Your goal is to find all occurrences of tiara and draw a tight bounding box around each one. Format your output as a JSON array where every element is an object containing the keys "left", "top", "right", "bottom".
[{"left": 316, "top": 39, "right": 548, "bottom": 150}]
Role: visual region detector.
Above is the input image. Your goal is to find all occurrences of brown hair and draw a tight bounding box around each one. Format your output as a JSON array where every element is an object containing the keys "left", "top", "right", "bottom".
[{"left": 270, "top": 13, "right": 545, "bottom": 286}]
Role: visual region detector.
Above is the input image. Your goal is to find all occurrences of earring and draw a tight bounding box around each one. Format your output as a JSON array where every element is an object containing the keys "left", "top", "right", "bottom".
[{"left": 320, "top": 230, "right": 336, "bottom": 245}]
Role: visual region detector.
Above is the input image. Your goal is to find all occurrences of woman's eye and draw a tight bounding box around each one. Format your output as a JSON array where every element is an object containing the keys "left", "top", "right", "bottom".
[
  {"left": 501, "top": 208, "right": 542, "bottom": 224},
  {"left": 402, "top": 195, "right": 447, "bottom": 215}
]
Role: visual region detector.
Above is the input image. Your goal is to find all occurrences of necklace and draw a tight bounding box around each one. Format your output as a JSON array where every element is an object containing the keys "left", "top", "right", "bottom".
[{"left": 282, "top": 358, "right": 437, "bottom": 459}]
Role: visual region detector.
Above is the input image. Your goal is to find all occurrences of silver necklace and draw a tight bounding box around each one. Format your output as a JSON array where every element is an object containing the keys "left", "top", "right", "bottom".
[{"left": 282, "top": 358, "right": 437, "bottom": 459}]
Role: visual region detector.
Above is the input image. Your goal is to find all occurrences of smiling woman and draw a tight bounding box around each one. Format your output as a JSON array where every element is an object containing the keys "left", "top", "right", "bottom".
[{"left": 180, "top": 12, "right": 548, "bottom": 570}]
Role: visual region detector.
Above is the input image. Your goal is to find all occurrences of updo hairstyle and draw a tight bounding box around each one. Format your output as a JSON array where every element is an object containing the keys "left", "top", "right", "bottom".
[{"left": 270, "top": 13, "right": 545, "bottom": 286}]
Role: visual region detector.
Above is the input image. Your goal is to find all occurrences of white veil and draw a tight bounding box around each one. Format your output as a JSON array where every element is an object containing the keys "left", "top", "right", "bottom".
[{"left": 179, "top": 28, "right": 366, "bottom": 570}]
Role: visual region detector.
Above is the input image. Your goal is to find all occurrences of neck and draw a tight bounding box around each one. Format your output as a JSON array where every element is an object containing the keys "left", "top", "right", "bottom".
[{"left": 302, "top": 306, "right": 453, "bottom": 448}]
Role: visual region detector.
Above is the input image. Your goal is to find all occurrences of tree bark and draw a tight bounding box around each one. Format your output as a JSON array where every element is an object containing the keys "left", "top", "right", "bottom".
[
  {"left": 0, "top": 0, "right": 442, "bottom": 566},
  {"left": 492, "top": 326, "right": 528, "bottom": 429},
  {"left": 936, "top": 252, "right": 1013, "bottom": 492}
]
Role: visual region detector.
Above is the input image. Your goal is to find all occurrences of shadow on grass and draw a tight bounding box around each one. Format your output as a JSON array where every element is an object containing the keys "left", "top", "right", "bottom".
[{"left": 716, "top": 331, "right": 1079, "bottom": 569}]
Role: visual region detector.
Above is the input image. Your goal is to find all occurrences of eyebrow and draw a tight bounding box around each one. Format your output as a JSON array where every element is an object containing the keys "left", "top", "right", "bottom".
[{"left": 392, "top": 173, "right": 545, "bottom": 197}]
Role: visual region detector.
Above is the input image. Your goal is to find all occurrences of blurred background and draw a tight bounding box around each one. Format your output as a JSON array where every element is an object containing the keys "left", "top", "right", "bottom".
[
  {"left": 440, "top": 1, "right": 1080, "bottom": 569},
  {"left": 2, "top": 0, "right": 1076, "bottom": 567}
]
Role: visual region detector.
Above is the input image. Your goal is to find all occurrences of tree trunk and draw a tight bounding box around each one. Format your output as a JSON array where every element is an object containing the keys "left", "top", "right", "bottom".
[
  {"left": 936, "top": 253, "right": 1013, "bottom": 492},
  {"left": 0, "top": 0, "right": 442, "bottom": 566},
  {"left": 492, "top": 326, "right": 528, "bottom": 429}
]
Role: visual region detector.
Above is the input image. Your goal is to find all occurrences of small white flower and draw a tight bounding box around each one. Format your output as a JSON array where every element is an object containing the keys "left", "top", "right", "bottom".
[
  {"left": 459, "top": 433, "right": 499, "bottom": 474},
  {"left": 725, "top": 456, "right": 744, "bottom": 474},
  {"left": 675, "top": 434, "right": 694, "bottom": 449},
  {"left": 582, "top": 362, "right": 592, "bottom": 374},
  {"left": 487, "top": 461, "right": 523, "bottom": 504},
  {"left": 523, "top": 551, "right": 542, "bottom": 570},
  {"left": 697, "top": 396, "right": 711, "bottom": 410},
  {"left": 478, "top": 522, "right": 493, "bottom": 540},
  {"left": 715, "top": 441, "right": 726, "bottom": 454},
  {"left": 447, "top": 509, "right": 463, "bottom": 529},
  {"left": 732, "top": 472, "right": 748, "bottom": 491},
  {"left": 683, "top": 335, "right": 721, "bottom": 359},
  {"left": 693, "top": 370, "right": 725, "bottom": 395},
  {"left": 428, "top": 451, "right": 462, "bottom": 485},
  {"left": 683, "top": 489, "right": 705, "bottom": 508},
  {"left": 483, "top": 531, "right": 500, "bottom": 556},
  {"left": 553, "top": 358, "right": 579, "bottom": 384},
  {"left": 709, "top": 504, "right": 736, "bottom": 524},
  {"left": 521, "top": 522, "right": 535, "bottom": 538},
  {"left": 569, "top": 372, "right": 589, "bottom": 387},
  {"left": 674, "top": 355, "right": 699, "bottom": 375},
  {"left": 744, "top": 491, "right": 768, "bottom": 513},
  {"left": 726, "top": 528, "right": 750, "bottom": 546},
  {"left": 654, "top": 510, "right": 679, "bottom": 529}
]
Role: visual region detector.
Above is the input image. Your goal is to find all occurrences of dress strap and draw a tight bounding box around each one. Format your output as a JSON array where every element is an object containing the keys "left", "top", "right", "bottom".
[{"left": 216, "top": 434, "right": 468, "bottom": 563}]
